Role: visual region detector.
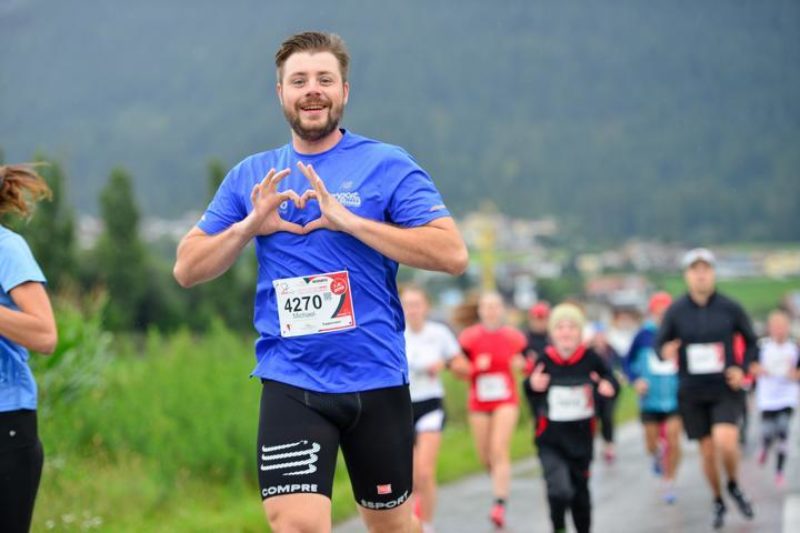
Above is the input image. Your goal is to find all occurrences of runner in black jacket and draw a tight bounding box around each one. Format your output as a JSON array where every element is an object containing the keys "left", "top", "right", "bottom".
[
  {"left": 656, "top": 248, "right": 757, "bottom": 529},
  {"left": 529, "top": 303, "right": 619, "bottom": 533}
]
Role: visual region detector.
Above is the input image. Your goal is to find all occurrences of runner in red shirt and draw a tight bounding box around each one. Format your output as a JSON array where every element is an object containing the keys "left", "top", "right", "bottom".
[{"left": 455, "top": 292, "right": 527, "bottom": 528}]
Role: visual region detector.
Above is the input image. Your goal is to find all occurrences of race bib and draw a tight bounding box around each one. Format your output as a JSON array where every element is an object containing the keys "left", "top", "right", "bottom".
[
  {"left": 475, "top": 373, "right": 511, "bottom": 402},
  {"left": 273, "top": 271, "right": 356, "bottom": 338},
  {"left": 648, "top": 352, "right": 677, "bottom": 376},
  {"left": 547, "top": 385, "right": 594, "bottom": 422},
  {"left": 764, "top": 356, "right": 792, "bottom": 378},
  {"left": 686, "top": 343, "right": 725, "bottom": 375}
]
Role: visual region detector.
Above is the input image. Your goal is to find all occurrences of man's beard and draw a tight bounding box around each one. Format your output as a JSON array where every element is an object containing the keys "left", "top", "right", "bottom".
[{"left": 283, "top": 97, "right": 344, "bottom": 143}]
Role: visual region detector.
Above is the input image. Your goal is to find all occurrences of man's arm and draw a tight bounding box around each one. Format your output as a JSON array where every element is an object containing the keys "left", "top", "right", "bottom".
[
  {"left": 173, "top": 224, "right": 253, "bottom": 288},
  {"left": 732, "top": 302, "right": 758, "bottom": 368},
  {"left": 297, "top": 162, "right": 468, "bottom": 275},
  {"left": 173, "top": 168, "right": 302, "bottom": 288},
  {"left": 0, "top": 282, "right": 57, "bottom": 354},
  {"left": 345, "top": 216, "right": 467, "bottom": 275}
]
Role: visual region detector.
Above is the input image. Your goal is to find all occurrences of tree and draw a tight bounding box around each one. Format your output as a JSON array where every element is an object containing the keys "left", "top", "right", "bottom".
[
  {"left": 94, "top": 167, "right": 149, "bottom": 330},
  {"left": 18, "top": 155, "right": 77, "bottom": 291}
]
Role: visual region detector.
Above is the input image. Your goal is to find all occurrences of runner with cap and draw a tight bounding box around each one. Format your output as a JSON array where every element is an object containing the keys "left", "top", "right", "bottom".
[
  {"left": 522, "top": 302, "right": 550, "bottom": 418},
  {"left": 625, "top": 291, "right": 682, "bottom": 503},
  {"left": 656, "top": 248, "right": 757, "bottom": 529}
]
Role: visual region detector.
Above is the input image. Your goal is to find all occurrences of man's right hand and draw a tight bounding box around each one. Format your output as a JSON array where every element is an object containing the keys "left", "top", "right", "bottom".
[
  {"left": 661, "top": 339, "right": 681, "bottom": 363},
  {"left": 236, "top": 168, "right": 304, "bottom": 239},
  {"left": 529, "top": 363, "right": 550, "bottom": 392},
  {"left": 633, "top": 378, "right": 649, "bottom": 396}
]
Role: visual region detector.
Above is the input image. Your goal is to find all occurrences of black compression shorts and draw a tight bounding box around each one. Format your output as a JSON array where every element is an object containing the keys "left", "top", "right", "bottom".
[
  {"left": 678, "top": 387, "right": 743, "bottom": 440},
  {"left": 257, "top": 379, "right": 413, "bottom": 510}
]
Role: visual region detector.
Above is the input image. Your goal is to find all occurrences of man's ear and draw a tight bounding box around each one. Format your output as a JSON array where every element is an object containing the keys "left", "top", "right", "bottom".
[
  {"left": 343, "top": 81, "right": 350, "bottom": 106},
  {"left": 276, "top": 83, "right": 283, "bottom": 105}
]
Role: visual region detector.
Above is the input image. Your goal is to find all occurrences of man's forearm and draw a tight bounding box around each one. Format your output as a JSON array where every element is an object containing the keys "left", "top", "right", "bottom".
[
  {"left": 173, "top": 223, "right": 252, "bottom": 288},
  {"left": 346, "top": 217, "right": 468, "bottom": 275},
  {"left": 0, "top": 306, "right": 55, "bottom": 353}
]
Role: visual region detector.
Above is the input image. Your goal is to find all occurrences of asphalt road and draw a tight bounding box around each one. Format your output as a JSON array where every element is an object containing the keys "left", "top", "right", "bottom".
[{"left": 335, "top": 413, "right": 799, "bottom": 532}]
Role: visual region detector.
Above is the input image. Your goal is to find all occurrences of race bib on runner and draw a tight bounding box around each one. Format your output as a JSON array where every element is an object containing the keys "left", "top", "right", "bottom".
[
  {"left": 273, "top": 271, "right": 356, "bottom": 338},
  {"left": 648, "top": 352, "right": 677, "bottom": 376},
  {"left": 764, "top": 355, "right": 792, "bottom": 378},
  {"left": 475, "top": 373, "right": 511, "bottom": 402},
  {"left": 686, "top": 343, "right": 725, "bottom": 375},
  {"left": 547, "top": 385, "right": 594, "bottom": 422}
]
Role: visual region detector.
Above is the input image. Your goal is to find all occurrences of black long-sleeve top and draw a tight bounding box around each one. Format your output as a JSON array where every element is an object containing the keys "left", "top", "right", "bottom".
[
  {"left": 531, "top": 344, "right": 620, "bottom": 459},
  {"left": 655, "top": 291, "right": 757, "bottom": 393}
]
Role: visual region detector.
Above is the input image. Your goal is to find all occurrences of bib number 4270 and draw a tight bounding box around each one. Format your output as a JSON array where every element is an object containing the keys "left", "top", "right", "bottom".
[{"left": 284, "top": 295, "right": 324, "bottom": 313}]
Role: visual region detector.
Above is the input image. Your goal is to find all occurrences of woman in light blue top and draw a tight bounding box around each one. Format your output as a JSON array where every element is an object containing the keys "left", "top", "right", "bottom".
[{"left": 0, "top": 164, "right": 57, "bottom": 533}]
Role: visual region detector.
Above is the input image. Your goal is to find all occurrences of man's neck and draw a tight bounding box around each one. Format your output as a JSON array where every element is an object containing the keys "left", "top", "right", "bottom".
[
  {"left": 292, "top": 129, "right": 343, "bottom": 155},
  {"left": 408, "top": 320, "right": 425, "bottom": 333},
  {"left": 689, "top": 289, "right": 713, "bottom": 307}
]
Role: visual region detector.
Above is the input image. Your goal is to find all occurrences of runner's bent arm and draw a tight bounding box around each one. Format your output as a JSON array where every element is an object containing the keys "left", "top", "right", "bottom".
[
  {"left": 346, "top": 216, "right": 467, "bottom": 275},
  {"left": 732, "top": 302, "right": 758, "bottom": 368},
  {"left": 0, "top": 282, "right": 57, "bottom": 353},
  {"left": 174, "top": 168, "right": 302, "bottom": 288},
  {"left": 297, "top": 162, "right": 467, "bottom": 275},
  {"left": 173, "top": 224, "right": 253, "bottom": 288}
]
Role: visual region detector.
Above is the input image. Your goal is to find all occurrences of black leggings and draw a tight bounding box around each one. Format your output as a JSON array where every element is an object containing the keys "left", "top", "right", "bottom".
[
  {"left": 0, "top": 410, "right": 44, "bottom": 533},
  {"left": 539, "top": 444, "right": 591, "bottom": 533}
]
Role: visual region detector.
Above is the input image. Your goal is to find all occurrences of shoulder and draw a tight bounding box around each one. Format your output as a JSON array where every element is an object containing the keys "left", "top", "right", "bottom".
[
  {"left": 714, "top": 292, "right": 747, "bottom": 315},
  {"left": 426, "top": 320, "right": 456, "bottom": 338},
  {"left": 459, "top": 324, "right": 484, "bottom": 345},
  {"left": 0, "top": 228, "right": 33, "bottom": 258},
  {"left": 222, "top": 146, "right": 292, "bottom": 187},
  {"left": 344, "top": 132, "right": 423, "bottom": 174},
  {"left": 502, "top": 326, "right": 526, "bottom": 343}
]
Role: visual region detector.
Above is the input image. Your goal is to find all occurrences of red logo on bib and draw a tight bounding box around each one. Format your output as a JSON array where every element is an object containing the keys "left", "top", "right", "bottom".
[{"left": 330, "top": 279, "right": 346, "bottom": 295}]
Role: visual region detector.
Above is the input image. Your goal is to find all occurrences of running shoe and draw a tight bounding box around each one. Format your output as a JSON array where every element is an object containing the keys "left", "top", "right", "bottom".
[
  {"left": 775, "top": 472, "right": 786, "bottom": 489},
  {"left": 652, "top": 451, "right": 663, "bottom": 477},
  {"left": 662, "top": 480, "right": 676, "bottom": 505},
  {"left": 489, "top": 503, "right": 506, "bottom": 528},
  {"left": 712, "top": 499, "right": 726, "bottom": 530},
  {"left": 727, "top": 483, "right": 755, "bottom": 519}
]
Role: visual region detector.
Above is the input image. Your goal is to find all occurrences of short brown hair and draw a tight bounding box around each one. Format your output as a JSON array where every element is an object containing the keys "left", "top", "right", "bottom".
[
  {"left": 0, "top": 163, "right": 52, "bottom": 217},
  {"left": 275, "top": 31, "right": 350, "bottom": 82}
]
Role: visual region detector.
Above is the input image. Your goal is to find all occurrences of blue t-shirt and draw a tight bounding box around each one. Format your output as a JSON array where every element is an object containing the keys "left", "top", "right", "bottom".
[
  {"left": 625, "top": 321, "right": 679, "bottom": 414},
  {"left": 0, "top": 226, "right": 46, "bottom": 411},
  {"left": 198, "top": 130, "right": 451, "bottom": 393}
]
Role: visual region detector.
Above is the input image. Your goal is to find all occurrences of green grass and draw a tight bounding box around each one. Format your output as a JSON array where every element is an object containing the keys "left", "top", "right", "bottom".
[{"left": 653, "top": 275, "right": 800, "bottom": 319}]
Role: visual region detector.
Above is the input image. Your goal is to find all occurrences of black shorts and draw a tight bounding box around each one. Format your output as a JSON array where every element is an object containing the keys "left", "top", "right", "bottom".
[
  {"left": 257, "top": 379, "right": 413, "bottom": 511},
  {"left": 412, "top": 398, "right": 446, "bottom": 433},
  {"left": 678, "top": 387, "right": 743, "bottom": 440},
  {"left": 640, "top": 411, "right": 680, "bottom": 424}
]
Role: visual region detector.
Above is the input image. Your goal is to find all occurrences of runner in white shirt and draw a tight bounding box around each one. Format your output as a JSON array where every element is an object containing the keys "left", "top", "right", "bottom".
[
  {"left": 751, "top": 309, "right": 800, "bottom": 488},
  {"left": 401, "top": 286, "right": 467, "bottom": 533}
]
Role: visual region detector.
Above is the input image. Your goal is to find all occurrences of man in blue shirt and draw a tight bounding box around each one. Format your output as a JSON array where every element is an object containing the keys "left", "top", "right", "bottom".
[{"left": 174, "top": 31, "right": 467, "bottom": 533}]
